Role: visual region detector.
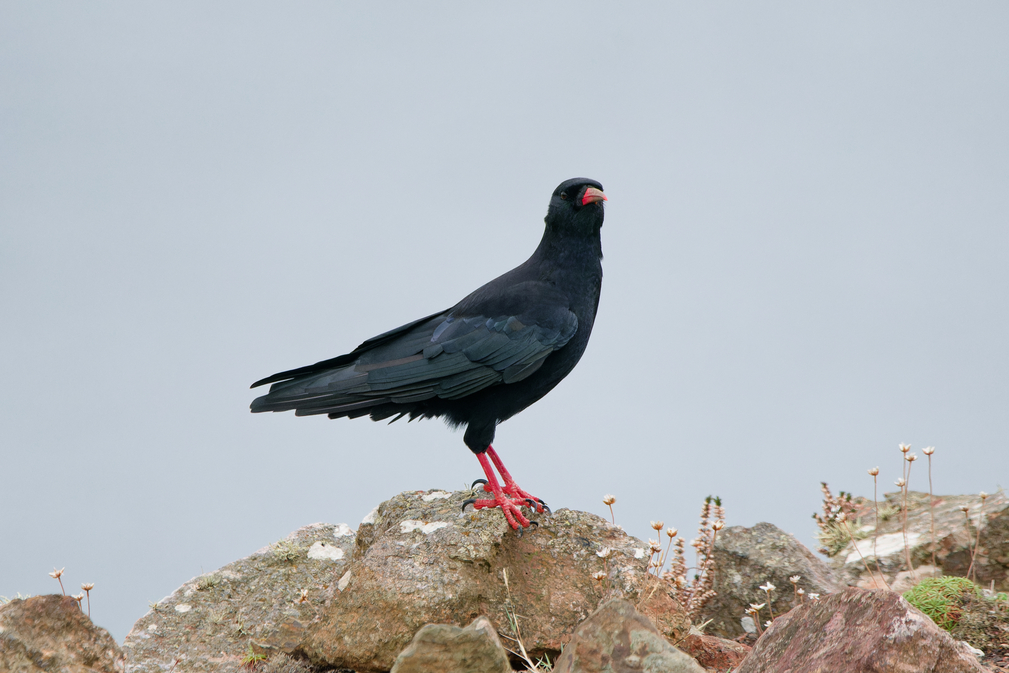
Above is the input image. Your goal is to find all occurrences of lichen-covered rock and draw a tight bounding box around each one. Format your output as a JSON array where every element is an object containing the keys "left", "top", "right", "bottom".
[
  {"left": 553, "top": 599, "right": 705, "bottom": 673},
  {"left": 830, "top": 490, "right": 1009, "bottom": 591},
  {"left": 389, "top": 616, "right": 511, "bottom": 673},
  {"left": 0, "top": 594, "right": 124, "bottom": 673},
  {"left": 301, "top": 488, "right": 684, "bottom": 673},
  {"left": 123, "top": 522, "right": 356, "bottom": 672},
  {"left": 735, "top": 587, "right": 985, "bottom": 673},
  {"left": 704, "top": 522, "right": 840, "bottom": 638}
]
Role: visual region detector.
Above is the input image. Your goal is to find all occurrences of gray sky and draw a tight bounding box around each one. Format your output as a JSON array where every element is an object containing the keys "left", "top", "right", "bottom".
[{"left": 2, "top": 3, "right": 1007, "bottom": 642}]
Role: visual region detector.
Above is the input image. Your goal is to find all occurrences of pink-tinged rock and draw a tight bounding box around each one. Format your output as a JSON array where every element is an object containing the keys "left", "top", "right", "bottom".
[
  {"left": 0, "top": 594, "right": 124, "bottom": 673},
  {"left": 390, "top": 616, "right": 511, "bottom": 673},
  {"left": 735, "top": 587, "right": 985, "bottom": 673},
  {"left": 553, "top": 599, "right": 706, "bottom": 673},
  {"left": 678, "top": 632, "right": 751, "bottom": 671}
]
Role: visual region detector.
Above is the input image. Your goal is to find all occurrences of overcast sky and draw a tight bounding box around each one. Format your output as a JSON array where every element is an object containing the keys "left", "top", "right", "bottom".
[{"left": 2, "top": 3, "right": 1007, "bottom": 642}]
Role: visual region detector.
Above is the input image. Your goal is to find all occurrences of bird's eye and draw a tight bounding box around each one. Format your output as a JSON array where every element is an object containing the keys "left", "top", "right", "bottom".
[{"left": 560, "top": 192, "right": 568, "bottom": 200}]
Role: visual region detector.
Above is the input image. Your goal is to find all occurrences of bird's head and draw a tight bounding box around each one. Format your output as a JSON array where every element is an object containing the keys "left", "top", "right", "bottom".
[{"left": 545, "top": 178, "right": 607, "bottom": 234}]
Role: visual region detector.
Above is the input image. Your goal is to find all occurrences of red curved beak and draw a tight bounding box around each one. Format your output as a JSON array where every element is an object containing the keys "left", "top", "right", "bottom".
[{"left": 581, "top": 187, "right": 607, "bottom": 206}]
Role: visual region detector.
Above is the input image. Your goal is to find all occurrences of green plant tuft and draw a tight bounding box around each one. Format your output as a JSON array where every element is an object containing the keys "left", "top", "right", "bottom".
[
  {"left": 242, "top": 644, "right": 267, "bottom": 669},
  {"left": 197, "top": 574, "right": 220, "bottom": 591},
  {"left": 903, "top": 576, "right": 981, "bottom": 630}
]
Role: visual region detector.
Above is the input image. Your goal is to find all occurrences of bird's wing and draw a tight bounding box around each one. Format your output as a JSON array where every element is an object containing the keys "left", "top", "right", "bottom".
[{"left": 250, "top": 281, "right": 578, "bottom": 415}]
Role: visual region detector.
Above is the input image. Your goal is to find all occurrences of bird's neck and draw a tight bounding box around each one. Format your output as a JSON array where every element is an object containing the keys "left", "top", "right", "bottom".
[{"left": 530, "top": 225, "right": 603, "bottom": 285}]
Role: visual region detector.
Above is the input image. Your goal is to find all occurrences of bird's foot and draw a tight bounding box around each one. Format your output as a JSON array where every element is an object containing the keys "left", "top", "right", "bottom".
[
  {"left": 465, "top": 491, "right": 533, "bottom": 529},
  {"left": 502, "top": 482, "right": 549, "bottom": 514}
]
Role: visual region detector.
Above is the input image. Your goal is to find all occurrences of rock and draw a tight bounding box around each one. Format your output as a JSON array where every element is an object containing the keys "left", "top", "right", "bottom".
[
  {"left": 885, "top": 564, "right": 943, "bottom": 594},
  {"left": 389, "top": 616, "right": 511, "bottom": 673},
  {"left": 678, "top": 631, "right": 751, "bottom": 672},
  {"left": 703, "top": 522, "right": 840, "bottom": 638},
  {"left": 302, "top": 489, "right": 686, "bottom": 672},
  {"left": 123, "top": 522, "right": 356, "bottom": 672},
  {"left": 0, "top": 594, "right": 124, "bottom": 673},
  {"left": 829, "top": 490, "right": 1009, "bottom": 592},
  {"left": 553, "top": 598, "right": 705, "bottom": 673},
  {"left": 734, "top": 587, "right": 986, "bottom": 673}
]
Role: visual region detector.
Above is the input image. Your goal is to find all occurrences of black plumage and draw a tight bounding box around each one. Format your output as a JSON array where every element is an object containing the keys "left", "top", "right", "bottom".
[{"left": 251, "top": 178, "right": 606, "bottom": 528}]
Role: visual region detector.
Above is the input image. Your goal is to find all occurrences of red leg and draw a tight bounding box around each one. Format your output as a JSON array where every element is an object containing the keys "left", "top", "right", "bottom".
[
  {"left": 469, "top": 451, "right": 531, "bottom": 529},
  {"left": 486, "top": 445, "right": 546, "bottom": 514}
]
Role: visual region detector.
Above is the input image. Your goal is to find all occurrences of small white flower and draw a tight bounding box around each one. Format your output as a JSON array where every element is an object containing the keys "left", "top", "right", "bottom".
[
  {"left": 602, "top": 494, "right": 616, "bottom": 505},
  {"left": 808, "top": 593, "right": 820, "bottom": 601},
  {"left": 759, "top": 582, "right": 776, "bottom": 592},
  {"left": 868, "top": 467, "right": 879, "bottom": 476},
  {"left": 980, "top": 491, "right": 988, "bottom": 499},
  {"left": 789, "top": 575, "right": 800, "bottom": 584},
  {"left": 749, "top": 603, "right": 766, "bottom": 610},
  {"left": 596, "top": 547, "right": 611, "bottom": 558},
  {"left": 895, "top": 478, "right": 906, "bottom": 488},
  {"left": 899, "top": 443, "right": 911, "bottom": 453},
  {"left": 764, "top": 620, "right": 773, "bottom": 628},
  {"left": 922, "top": 446, "right": 935, "bottom": 456}
]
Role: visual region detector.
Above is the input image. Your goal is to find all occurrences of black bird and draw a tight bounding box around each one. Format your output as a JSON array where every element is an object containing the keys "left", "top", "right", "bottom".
[{"left": 251, "top": 178, "right": 606, "bottom": 528}]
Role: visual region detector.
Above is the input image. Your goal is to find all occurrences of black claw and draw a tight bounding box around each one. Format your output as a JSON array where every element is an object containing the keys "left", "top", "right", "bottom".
[
  {"left": 523, "top": 498, "right": 551, "bottom": 514},
  {"left": 470, "top": 478, "right": 488, "bottom": 490},
  {"left": 462, "top": 498, "right": 477, "bottom": 512}
]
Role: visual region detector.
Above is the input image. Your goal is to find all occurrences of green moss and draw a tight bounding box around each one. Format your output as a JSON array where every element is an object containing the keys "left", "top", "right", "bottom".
[{"left": 903, "top": 576, "right": 981, "bottom": 630}]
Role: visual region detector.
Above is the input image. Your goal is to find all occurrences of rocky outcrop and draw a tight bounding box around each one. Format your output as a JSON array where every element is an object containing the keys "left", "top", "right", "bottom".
[
  {"left": 123, "top": 522, "right": 356, "bottom": 672},
  {"left": 704, "top": 522, "right": 840, "bottom": 638},
  {"left": 0, "top": 594, "right": 124, "bottom": 673},
  {"left": 735, "top": 587, "right": 985, "bottom": 672},
  {"left": 301, "top": 488, "right": 685, "bottom": 672},
  {"left": 389, "top": 616, "right": 511, "bottom": 673},
  {"left": 553, "top": 599, "right": 705, "bottom": 673},
  {"left": 830, "top": 490, "right": 1009, "bottom": 591},
  {"left": 123, "top": 489, "right": 687, "bottom": 673}
]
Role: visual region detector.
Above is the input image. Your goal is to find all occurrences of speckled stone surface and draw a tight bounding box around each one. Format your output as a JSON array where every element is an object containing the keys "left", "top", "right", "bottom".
[
  {"left": 123, "top": 522, "right": 355, "bottom": 672},
  {"left": 735, "top": 587, "right": 986, "bottom": 673},
  {"left": 553, "top": 599, "right": 705, "bottom": 673},
  {"left": 705, "top": 521, "right": 840, "bottom": 638},
  {"left": 389, "top": 616, "right": 511, "bottom": 673},
  {"left": 830, "top": 490, "right": 1009, "bottom": 591},
  {"left": 300, "top": 488, "right": 685, "bottom": 672},
  {"left": 1, "top": 594, "right": 124, "bottom": 673}
]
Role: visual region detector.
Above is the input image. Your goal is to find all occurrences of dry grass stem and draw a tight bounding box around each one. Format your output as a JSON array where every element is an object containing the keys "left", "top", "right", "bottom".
[
  {"left": 840, "top": 513, "right": 888, "bottom": 590},
  {"left": 923, "top": 446, "right": 937, "bottom": 568},
  {"left": 965, "top": 492, "right": 989, "bottom": 582},
  {"left": 501, "top": 568, "right": 546, "bottom": 673}
]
